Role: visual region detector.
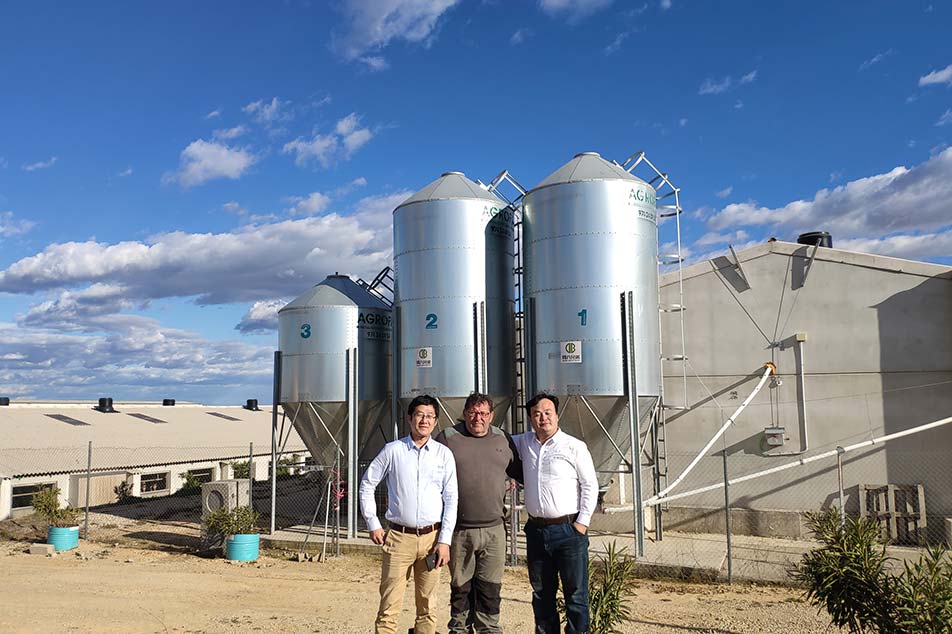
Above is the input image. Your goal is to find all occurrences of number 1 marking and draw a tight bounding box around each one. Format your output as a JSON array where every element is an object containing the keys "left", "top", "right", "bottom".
[{"left": 578, "top": 309, "right": 587, "bottom": 326}]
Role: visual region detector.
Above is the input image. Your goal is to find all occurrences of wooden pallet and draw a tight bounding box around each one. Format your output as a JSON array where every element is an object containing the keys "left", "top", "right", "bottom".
[{"left": 858, "top": 483, "right": 927, "bottom": 545}]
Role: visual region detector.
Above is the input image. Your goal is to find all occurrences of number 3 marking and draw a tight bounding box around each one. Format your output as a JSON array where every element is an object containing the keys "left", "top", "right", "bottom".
[{"left": 301, "top": 324, "right": 311, "bottom": 339}]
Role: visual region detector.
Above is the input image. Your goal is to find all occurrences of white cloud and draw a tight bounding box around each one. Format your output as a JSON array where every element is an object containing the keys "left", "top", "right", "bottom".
[
  {"left": 539, "top": 0, "right": 613, "bottom": 20},
  {"left": 734, "top": 99, "right": 744, "bottom": 109},
  {"left": 118, "top": 167, "right": 133, "bottom": 177},
  {"left": 162, "top": 140, "right": 257, "bottom": 188},
  {"left": 715, "top": 186, "right": 733, "bottom": 199},
  {"left": 694, "top": 230, "right": 748, "bottom": 247},
  {"left": 284, "top": 113, "right": 374, "bottom": 168},
  {"left": 235, "top": 299, "right": 287, "bottom": 334},
  {"left": 333, "top": 0, "right": 460, "bottom": 65},
  {"left": 679, "top": 117, "right": 688, "bottom": 127},
  {"left": 705, "top": 147, "right": 952, "bottom": 240},
  {"left": 243, "top": 97, "right": 290, "bottom": 125},
  {"left": 0, "top": 211, "right": 36, "bottom": 238},
  {"left": 837, "top": 231, "right": 952, "bottom": 260},
  {"left": 206, "top": 109, "right": 221, "bottom": 119},
  {"left": 222, "top": 201, "right": 249, "bottom": 217},
  {"left": 699, "top": 77, "right": 732, "bottom": 95},
  {"left": 360, "top": 56, "right": 390, "bottom": 71},
  {"left": 660, "top": 0, "right": 672, "bottom": 9},
  {"left": 918, "top": 63, "right": 952, "bottom": 87},
  {"left": 0, "top": 156, "right": 7, "bottom": 169},
  {"left": 936, "top": 108, "right": 952, "bottom": 127},
  {"left": 829, "top": 171, "right": 843, "bottom": 183},
  {"left": 859, "top": 49, "right": 893, "bottom": 71},
  {"left": 285, "top": 191, "right": 332, "bottom": 216},
  {"left": 23, "top": 156, "right": 58, "bottom": 172},
  {"left": 213, "top": 125, "right": 249, "bottom": 140},
  {"left": 739, "top": 70, "right": 757, "bottom": 84},
  {"left": 510, "top": 28, "right": 531, "bottom": 45},
  {"left": 0, "top": 191, "right": 411, "bottom": 304},
  {"left": 604, "top": 31, "right": 629, "bottom": 55},
  {"left": 908, "top": 140, "right": 916, "bottom": 148}
]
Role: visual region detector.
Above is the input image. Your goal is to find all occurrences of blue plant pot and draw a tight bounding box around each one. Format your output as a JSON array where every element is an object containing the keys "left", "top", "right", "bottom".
[
  {"left": 48, "top": 526, "right": 80, "bottom": 551},
  {"left": 225, "top": 533, "right": 259, "bottom": 561}
]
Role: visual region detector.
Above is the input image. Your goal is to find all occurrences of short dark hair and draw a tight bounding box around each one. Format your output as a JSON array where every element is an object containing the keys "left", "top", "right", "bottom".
[
  {"left": 408, "top": 394, "right": 439, "bottom": 418},
  {"left": 525, "top": 392, "right": 559, "bottom": 412},
  {"left": 463, "top": 392, "right": 494, "bottom": 412}
]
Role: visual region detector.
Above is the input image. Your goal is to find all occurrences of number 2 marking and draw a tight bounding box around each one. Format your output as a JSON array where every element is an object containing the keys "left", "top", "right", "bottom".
[{"left": 425, "top": 313, "right": 438, "bottom": 329}]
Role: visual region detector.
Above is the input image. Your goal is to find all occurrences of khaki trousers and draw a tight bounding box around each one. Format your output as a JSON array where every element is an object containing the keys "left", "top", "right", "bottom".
[
  {"left": 376, "top": 528, "right": 442, "bottom": 634},
  {"left": 448, "top": 524, "right": 507, "bottom": 633}
]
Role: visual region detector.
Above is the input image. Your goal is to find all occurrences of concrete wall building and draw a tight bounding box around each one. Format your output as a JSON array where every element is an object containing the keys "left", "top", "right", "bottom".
[{"left": 653, "top": 240, "right": 952, "bottom": 539}]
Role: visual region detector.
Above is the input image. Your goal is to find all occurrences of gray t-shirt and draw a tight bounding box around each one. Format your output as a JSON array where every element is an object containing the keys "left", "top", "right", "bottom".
[{"left": 435, "top": 423, "right": 522, "bottom": 529}]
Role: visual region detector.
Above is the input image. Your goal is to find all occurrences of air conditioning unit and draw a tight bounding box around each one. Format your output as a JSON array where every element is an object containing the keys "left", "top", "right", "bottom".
[{"left": 200, "top": 479, "right": 250, "bottom": 519}]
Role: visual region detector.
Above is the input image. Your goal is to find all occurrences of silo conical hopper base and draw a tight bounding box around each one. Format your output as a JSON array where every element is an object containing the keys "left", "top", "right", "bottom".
[
  {"left": 284, "top": 399, "right": 393, "bottom": 468},
  {"left": 547, "top": 394, "right": 659, "bottom": 490}
]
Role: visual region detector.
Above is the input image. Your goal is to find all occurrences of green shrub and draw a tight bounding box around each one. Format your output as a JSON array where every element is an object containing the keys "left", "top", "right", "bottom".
[
  {"left": 793, "top": 508, "right": 952, "bottom": 633},
  {"left": 174, "top": 472, "right": 203, "bottom": 496},
  {"left": 231, "top": 460, "right": 250, "bottom": 479},
  {"left": 32, "top": 486, "right": 82, "bottom": 528},
  {"left": 202, "top": 505, "right": 260, "bottom": 538}
]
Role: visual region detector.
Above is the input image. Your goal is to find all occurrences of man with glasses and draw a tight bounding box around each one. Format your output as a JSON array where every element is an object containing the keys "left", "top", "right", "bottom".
[
  {"left": 514, "top": 393, "right": 598, "bottom": 634},
  {"left": 360, "top": 394, "right": 459, "bottom": 634},
  {"left": 435, "top": 393, "right": 522, "bottom": 633}
]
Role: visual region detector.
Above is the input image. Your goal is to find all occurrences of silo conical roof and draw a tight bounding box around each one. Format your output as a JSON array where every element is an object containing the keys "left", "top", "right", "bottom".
[
  {"left": 532, "top": 152, "right": 648, "bottom": 191},
  {"left": 396, "top": 171, "right": 505, "bottom": 210},
  {"left": 279, "top": 275, "right": 389, "bottom": 313}
]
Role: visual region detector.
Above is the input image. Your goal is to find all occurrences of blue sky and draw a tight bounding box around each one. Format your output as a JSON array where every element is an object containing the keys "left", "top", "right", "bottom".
[{"left": 1, "top": 1, "right": 950, "bottom": 404}]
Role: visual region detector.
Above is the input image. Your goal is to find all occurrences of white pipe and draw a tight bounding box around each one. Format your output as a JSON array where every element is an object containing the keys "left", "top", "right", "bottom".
[
  {"left": 770, "top": 334, "right": 809, "bottom": 456},
  {"left": 643, "top": 363, "right": 775, "bottom": 507},
  {"left": 643, "top": 413, "right": 952, "bottom": 508}
]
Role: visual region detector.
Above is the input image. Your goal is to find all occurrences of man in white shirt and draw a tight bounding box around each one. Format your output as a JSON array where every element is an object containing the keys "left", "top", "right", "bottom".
[
  {"left": 513, "top": 392, "right": 598, "bottom": 634},
  {"left": 360, "top": 394, "right": 459, "bottom": 634}
]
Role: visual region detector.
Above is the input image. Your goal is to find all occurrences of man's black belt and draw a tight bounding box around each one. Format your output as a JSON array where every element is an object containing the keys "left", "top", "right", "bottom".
[
  {"left": 389, "top": 521, "right": 441, "bottom": 535},
  {"left": 527, "top": 514, "right": 575, "bottom": 526}
]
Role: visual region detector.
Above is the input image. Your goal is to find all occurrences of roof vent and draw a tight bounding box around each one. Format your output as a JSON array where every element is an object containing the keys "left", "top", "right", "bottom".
[
  {"left": 573, "top": 152, "right": 601, "bottom": 158},
  {"left": 97, "top": 397, "right": 116, "bottom": 413},
  {"left": 441, "top": 171, "right": 465, "bottom": 177},
  {"left": 797, "top": 231, "right": 832, "bottom": 248},
  {"left": 0, "top": 397, "right": 9, "bottom": 406},
  {"left": 162, "top": 399, "right": 176, "bottom": 406},
  {"left": 244, "top": 399, "right": 260, "bottom": 411}
]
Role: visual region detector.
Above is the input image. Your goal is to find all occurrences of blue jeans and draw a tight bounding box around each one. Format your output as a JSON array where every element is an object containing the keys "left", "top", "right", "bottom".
[{"left": 524, "top": 521, "right": 589, "bottom": 634}]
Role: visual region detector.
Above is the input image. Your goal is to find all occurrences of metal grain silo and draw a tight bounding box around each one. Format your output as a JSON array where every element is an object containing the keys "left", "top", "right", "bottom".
[
  {"left": 278, "top": 274, "right": 392, "bottom": 469},
  {"left": 523, "top": 152, "right": 661, "bottom": 486},
  {"left": 393, "top": 172, "right": 514, "bottom": 428}
]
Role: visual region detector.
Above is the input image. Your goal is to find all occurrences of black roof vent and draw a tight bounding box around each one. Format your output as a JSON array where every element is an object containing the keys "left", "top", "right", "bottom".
[
  {"left": 797, "top": 231, "right": 832, "bottom": 248},
  {"left": 244, "top": 398, "right": 260, "bottom": 411},
  {"left": 97, "top": 397, "right": 116, "bottom": 413},
  {"left": 0, "top": 397, "right": 9, "bottom": 406},
  {"left": 162, "top": 399, "right": 176, "bottom": 406}
]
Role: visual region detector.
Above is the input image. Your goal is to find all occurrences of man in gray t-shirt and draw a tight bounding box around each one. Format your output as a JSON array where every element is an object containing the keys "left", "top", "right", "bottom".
[{"left": 435, "top": 393, "right": 522, "bottom": 633}]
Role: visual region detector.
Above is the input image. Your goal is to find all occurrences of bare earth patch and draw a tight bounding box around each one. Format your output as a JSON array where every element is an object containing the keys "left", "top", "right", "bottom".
[{"left": 0, "top": 540, "right": 833, "bottom": 633}]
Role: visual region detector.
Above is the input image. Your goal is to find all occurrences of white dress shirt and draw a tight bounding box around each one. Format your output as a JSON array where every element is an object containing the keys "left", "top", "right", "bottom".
[
  {"left": 513, "top": 429, "right": 598, "bottom": 526},
  {"left": 359, "top": 435, "right": 458, "bottom": 545}
]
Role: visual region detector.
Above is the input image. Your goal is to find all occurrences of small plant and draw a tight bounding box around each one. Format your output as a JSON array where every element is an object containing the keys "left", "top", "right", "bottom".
[
  {"left": 32, "top": 486, "right": 81, "bottom": 528},
  {"left": 202, "top": 505, "right": 260, "bottom": 537},
  {"left": 793, "top": 508, "right": 952, "bottom": 633},
  {"left": 113, "top": 480, "right": 135, "bottom": 503},
  {"left": 558, "top": 540, "right": 637, "bottom": 634},
  {"left": 175, "top": 472, "right": 203, "bottom": 496},
  {"left": 231, "top": 460, "right": 250, "bottom": 479}
]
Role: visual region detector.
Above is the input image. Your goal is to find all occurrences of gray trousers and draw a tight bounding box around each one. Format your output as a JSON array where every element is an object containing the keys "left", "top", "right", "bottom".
[{"left": 448, "top": 524, "right": 507, "bottom": 633}]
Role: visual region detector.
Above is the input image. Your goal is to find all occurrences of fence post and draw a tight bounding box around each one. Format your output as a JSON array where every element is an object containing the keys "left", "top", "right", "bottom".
[
  {"left": 248, "top": 442, "right": 253, "bottom": 509},
  {"left": 836, "top": 447, "right": 845, "bottom": 527},
  {"left": 722, "top": 449, "right": 732, "bottom": 585},
  {"left": 84, "top": 441, "right": 92, "bottom": 539},
  {"left": 271, "top": 350, "right": 281, "bottom": 535}
]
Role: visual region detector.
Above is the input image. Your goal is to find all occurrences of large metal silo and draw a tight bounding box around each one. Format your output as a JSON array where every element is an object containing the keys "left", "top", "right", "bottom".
[
  {"left": 278, "top": 274, "right": 392, "bottom": 469},
  {"left": 523, "top": 152, "right": 661, "bottom": 487},
  {"left": 393, "top": 172, "right": 514, "bottom": 429}
]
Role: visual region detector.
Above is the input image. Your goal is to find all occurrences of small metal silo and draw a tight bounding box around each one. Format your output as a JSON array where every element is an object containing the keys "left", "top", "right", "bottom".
[
  {"left": 393, "top": 172, "right": 515, "bottom": 429},
  {"left": 522, "top": 152, "right": 661, "bottom": 487},
  {"left": 278, "top": 274, "right": 392, "bottom": 469}
]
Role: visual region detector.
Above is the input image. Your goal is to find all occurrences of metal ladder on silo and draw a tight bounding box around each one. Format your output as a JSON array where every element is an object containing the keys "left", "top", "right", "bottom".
[
  {"left": 621, "top": 151, "right": 690, "bottom": 526},
  {"left": 357, "top": 266, "right": 395, "bottom": 308}
]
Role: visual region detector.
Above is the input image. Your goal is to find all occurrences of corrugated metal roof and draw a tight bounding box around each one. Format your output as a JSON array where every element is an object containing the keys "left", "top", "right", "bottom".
[
  {"left": 280, "top": 274, "right": 390, "bottom": 313},
  {"left": 0, "top": 402, "right": 306, "bottom": 478},
  {"left": 532, "top": 152, "right": 648, "bottom": 190},
  {"left": 396, "top": 171, "right": 504, "bottom": 209}
]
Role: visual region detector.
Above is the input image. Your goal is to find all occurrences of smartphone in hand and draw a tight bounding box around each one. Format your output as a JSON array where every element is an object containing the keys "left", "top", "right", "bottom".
[{"left": 424, "top": 551, "right": 439, "bottom": 571}]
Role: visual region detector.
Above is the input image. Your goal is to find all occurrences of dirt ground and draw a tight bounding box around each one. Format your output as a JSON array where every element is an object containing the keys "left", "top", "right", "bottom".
[{"left": 0, "top": 539, "right": 833, "bottom": 633}]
